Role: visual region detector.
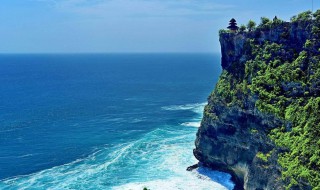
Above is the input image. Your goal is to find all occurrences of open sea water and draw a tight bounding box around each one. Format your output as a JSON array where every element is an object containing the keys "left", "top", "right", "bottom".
[{"left": 0, "top": 54, "right": 234, "bottom": 190}]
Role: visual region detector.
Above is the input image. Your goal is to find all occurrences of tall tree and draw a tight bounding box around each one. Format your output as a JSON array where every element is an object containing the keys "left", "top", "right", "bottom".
[{"left": 247, "top": 20, "right": 256, "bottom": 32}]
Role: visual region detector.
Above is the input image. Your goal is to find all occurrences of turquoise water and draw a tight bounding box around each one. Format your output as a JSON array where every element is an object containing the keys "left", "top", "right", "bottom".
[{"left": 0, "top": 54, "right": 234, "bottom": 189}]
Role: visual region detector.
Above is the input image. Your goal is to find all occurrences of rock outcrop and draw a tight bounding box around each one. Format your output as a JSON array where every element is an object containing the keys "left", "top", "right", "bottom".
[
  {"left": 194, "top": 98, "right": 284, "bottom": 189},
  {"left": 220, "top": 21, "right": 311, "bottom": 74},
  {"left": 194, "top": 11, "right": 320, "bottom": 190}
]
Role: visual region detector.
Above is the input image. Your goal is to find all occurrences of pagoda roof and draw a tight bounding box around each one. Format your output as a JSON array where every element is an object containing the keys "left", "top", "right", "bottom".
[
  {"left": 229, "top": 18, "right": 236, "bottom": 22},
  {"left": 227, "top": 25, "right": 239, "bottom": 30}
]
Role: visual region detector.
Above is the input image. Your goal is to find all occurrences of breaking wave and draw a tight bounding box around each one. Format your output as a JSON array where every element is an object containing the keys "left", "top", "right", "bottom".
[{"left": 0, "top": 103, "right": 234, "bottom": 190}]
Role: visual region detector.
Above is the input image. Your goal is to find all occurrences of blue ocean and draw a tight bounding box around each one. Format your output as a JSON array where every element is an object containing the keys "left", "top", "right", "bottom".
[{"left": 0, "top": 54, "right": 234, "bottom": 190}]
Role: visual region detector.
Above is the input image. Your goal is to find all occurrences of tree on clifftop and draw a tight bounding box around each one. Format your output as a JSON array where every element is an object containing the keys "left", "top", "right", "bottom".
[{"left": 247, "top": 20, "right": 256, "bottom": 32}]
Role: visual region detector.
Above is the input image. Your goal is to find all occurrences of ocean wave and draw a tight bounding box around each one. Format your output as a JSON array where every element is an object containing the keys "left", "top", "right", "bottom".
[
  {"left": 112, "top": 174, "right": 229, "bottom": 190},
  {"left": 181, "top": 121, "right": 201, "bottom": 127},
  {"left": 162, "top": 102, "right": 206, "bottom": 128},
  {"left": 0, "top": 102, "right": 234, "bottom": 190},
  {"left": 161, "top": 102, "right": 207, "bottom": 113}
]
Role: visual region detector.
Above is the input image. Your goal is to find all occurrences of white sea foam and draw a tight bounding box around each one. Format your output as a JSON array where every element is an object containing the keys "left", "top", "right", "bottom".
[
  {"left": 161, "top": 102, "right": 207, "bottom": 113},
  {"left": 163, "top": 102, "right": 206, "bottom": 128},
  {"left": 0, "top": 102, "right": 234, "bottom": 190},
  {"left": 112, "top": 175, "right": 229, "bottom": 190},
  {"left": 181, "top": 121, "right": 201, "bottom": 127}
]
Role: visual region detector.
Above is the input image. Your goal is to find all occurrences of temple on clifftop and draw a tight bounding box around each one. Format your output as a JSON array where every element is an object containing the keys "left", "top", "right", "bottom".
[{"left": 227, "top": 18, "right": 239, "bottom": 32}]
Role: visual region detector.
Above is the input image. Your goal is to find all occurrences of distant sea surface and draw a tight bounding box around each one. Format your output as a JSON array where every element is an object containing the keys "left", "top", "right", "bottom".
[{"left": 0, "top": 54, "right": 234, "bottom": 189}]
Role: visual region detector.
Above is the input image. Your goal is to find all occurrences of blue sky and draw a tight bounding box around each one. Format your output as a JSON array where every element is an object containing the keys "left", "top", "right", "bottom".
[{"left": 0, "top": 0, "right": 319, "bottom": 53}]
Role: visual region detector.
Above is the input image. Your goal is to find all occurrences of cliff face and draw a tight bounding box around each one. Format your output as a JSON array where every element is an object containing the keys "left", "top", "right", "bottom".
[
  {"left": 220, "top": 23, "right": 309, "bottom": 71},
  {"left": 194, "top": 11, "right": 320, "bottom": 190},
  {"left": 194, "top": 93, "right": 284, "bottom": 189}
]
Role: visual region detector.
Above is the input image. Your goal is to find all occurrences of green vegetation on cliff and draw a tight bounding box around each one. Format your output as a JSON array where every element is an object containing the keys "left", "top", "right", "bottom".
[{"left": 216, "top": 10, "right": 320, "bottom": 189}]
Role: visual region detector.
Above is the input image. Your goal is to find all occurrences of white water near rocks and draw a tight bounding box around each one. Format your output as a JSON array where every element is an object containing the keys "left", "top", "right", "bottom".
[{"left": 1, "top": 103, "right": 234, "bottom": 190}]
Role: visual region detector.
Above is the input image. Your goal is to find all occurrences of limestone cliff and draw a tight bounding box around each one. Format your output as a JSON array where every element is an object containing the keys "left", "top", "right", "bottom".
[{"left": 194, "top": 11, "right": 320, "bottom": 190}]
